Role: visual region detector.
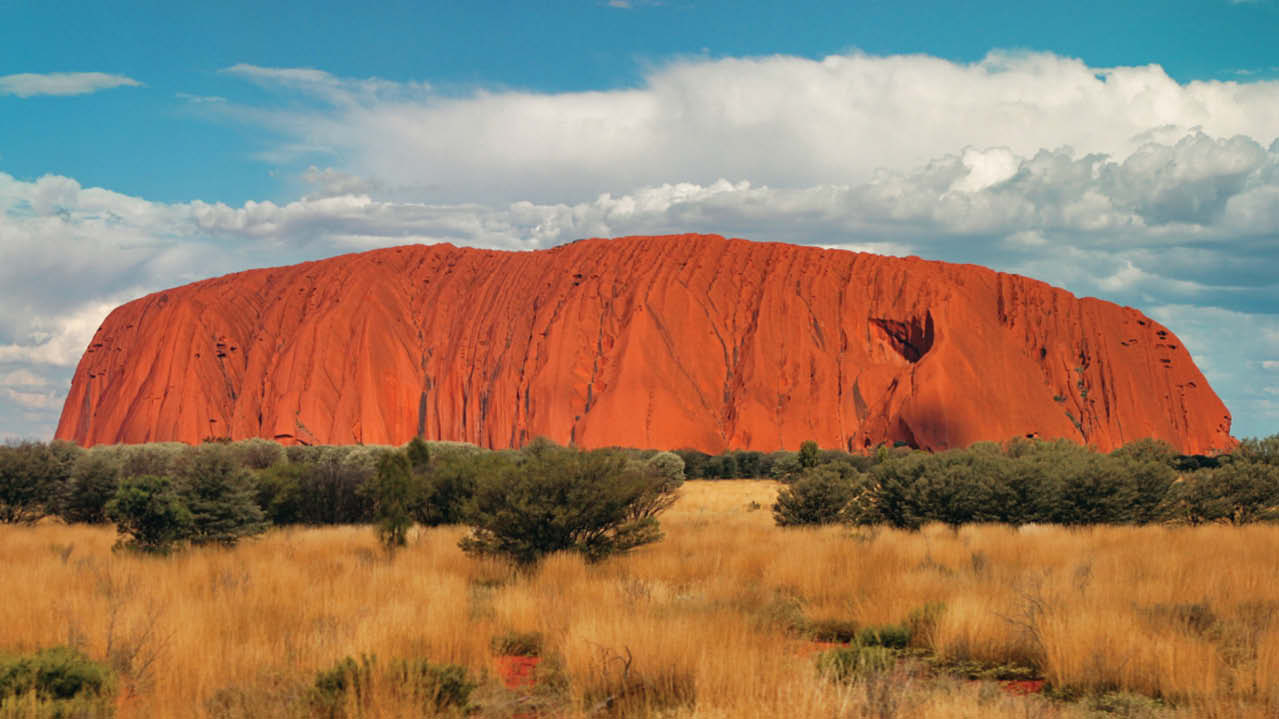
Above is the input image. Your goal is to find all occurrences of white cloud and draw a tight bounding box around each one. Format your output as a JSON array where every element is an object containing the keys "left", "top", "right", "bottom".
[
  {"left": 2, "top": 388, "right": 61, "bottom": 411},
  {"left": 6, "top": 50, "right": 1279, "bottom": 438},
  {"left": 0, "top": 72, "right": 141, "bottom": 98},
  {"left": 0, "top": 370, "right": 49, "bottom": 388},
  {"left": 215, "top": 51, "right": 1279, "bottom": 204}
]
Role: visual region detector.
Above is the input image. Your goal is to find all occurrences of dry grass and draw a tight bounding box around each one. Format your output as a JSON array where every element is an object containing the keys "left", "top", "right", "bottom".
[{"left": 2, "top": 480, "right": 1278, "bottom": 717}]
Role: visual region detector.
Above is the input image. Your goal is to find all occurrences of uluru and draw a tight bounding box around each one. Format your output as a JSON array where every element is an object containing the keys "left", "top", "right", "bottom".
[{"left": 55, "top": 234, "right": 1234, "bottom": 454}]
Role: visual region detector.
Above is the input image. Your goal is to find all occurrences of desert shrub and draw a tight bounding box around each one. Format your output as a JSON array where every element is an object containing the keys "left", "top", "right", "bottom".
[
  {"left": 1160, "top": 459, "right": 1279, "bottom": 524},
  {"left": 627, "top": 452, "right": 685, "bottom": 522},
  {"left": 1122, "top": 457, "right": 1176, "bottom": 524},
  {"left": 772, "top": 466, "right": 859, "bottom": 526},
  {"left": 405, "top": 436, "right": 431, "bottom": 473},
  {"left": 816, "top": 645, "right": 895, "bottom": 682},
  {"left": 768, "top": 452, "right": 802, "bottom": 483},
  {"left": 415, "top": 451, "right": 487, "bottom": 527},
  {"left": 856, "top": 624, "right": 911, "bottom": 649},
  {"left": 645, "top": 451, "right": 685, "bottom": 484},
  {"left": 0, "top": 441, "right": 76, "bottom": 524},
  {"left": 806, "top": 618, "right": 859, "bottom": 643},
  {"left": 1110, "top": 437, "right": 1178, "bottom": 465},
  {"left": 897, "top": 451, "right": 1007, "bottom": 529},
  {"left": 118, "top": 442, "right": 186, "bottom": 479},
  {"left": 389, "top": 659, "right": 475, "bottom": 714},
  {"left": 232, "top": 438, "right": 286, "bottom": 470},
  {"left": 309, "top": 654, "right": 474, "bottom": 718},
  {"left": 310, "top": 655, "right": 373, "bottom": 718},
  {"left": 59, "top": 451, "right": 121, "bottom": 524},
  {"left": 105, "top": 475, "right": 194, "bottom": 553},
  {"left": 490, "top": 630, "right": 544, "bottom": 657},
  {"left": 730, "top": 450, "right": 765, "bottom": 478},
  {"left": 286, "top": 447, "right": 376, "bottom": 524},
  {"left": 580, "top": 649, "right": 695, "bottom": 718},
  {"left": 798, "top": 440, "right": 820, "bottom": 469},
  {"left": 250, "top": 463, "right": 306, "bottom": 525},
  {"left": 702, "top": 452, "right": 738, "bottom": 479},
  {"left": 1238, "top": 434, "right": 1279, "bottom": 467},
  {"left": 368, "top": 453, "right": 417, "bottom": 550},
  {"left": 904, "top": 602, "right": 946, "bottom": 648},
  {"left": 0, "top": 646, "right": 114, "bottom": 713},
  {"left": 459, "top": 445, "right": 672, "bottom": 565},
  {"left": 672, "top": 449, "right": 710, "bottom": 479},
  {"left": 1048, "top": 455, "right": 1143, "bottom": 525},
  {"left": 175, "top": 445, "right": 268, "bottom": 547}
]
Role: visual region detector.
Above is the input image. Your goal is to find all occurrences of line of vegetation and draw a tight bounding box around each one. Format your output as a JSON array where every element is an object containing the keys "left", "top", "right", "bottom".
[
  {"left": 772, "top": 435, "right": 1279, "bottom": 529},
  {"left": 0, "top": 436, "right": 686, "bottom": 563},
  {"left": 2, "top": 433, "right": 1276, "bottom": 559}
]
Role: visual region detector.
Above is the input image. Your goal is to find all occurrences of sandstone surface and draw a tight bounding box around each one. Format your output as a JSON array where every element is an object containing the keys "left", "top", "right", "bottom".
[{"left": 56, "top": 234, "right": 1235, "bottom": 454}]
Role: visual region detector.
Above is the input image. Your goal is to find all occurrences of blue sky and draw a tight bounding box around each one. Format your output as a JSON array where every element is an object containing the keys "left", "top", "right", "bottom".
[{"left": 1, "top": 0, "right": 1277, "bottom": 442}]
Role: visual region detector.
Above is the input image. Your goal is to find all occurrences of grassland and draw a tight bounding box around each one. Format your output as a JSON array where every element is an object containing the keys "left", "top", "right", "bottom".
[{"left": 2, "top": 480, "right": 1278, "bottom": 718}]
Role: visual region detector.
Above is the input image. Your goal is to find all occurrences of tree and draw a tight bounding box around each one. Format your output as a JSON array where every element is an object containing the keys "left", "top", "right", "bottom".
[
  {"left": 1161, "top": 459, "right": 1279, "bottom": 525},
  {"left": 406, "top": 436, "right": 431, "bottom": 473},
  {"left": 175, "top": 445, "right": 268, "bottom": 547},
  {"left": 105, "top": 476, "right": 193, "bottom": 553},
  {"left": 60, "top": 451, "right": 121, "bottom": 524},
  {"left": 0, "top": 441, "right": 78, "bottom": 524},
  {"left": 369, "top": 452, "right": 418, "bottom": 550},
  {"left": 459, "top": 446, "right": 673, "bottom": 565},
  {"left": 798, "top": 440, "right": 821, "bottom": 469},
  {"left": 250, "top": 462, "right": 306, "bottom": 525},
  {"left": 772, "top": 466, "right": 858, "bottom": 526},
  {"left": 770, "top": 452, "right": 802, "bottom": 483}
]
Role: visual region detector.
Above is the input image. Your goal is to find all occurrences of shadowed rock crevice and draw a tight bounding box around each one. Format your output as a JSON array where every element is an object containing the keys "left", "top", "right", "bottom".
[{"left": 870, "top": 312, "right": 935, "bottom": 363}]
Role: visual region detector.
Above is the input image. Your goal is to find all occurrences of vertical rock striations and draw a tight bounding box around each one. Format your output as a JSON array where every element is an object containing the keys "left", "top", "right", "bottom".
[{"left": 55, "top": 235, "right": 1235, "bottom": 454}]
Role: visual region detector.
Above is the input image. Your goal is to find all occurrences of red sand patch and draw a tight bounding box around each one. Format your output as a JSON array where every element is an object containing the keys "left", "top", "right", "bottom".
[
  {"left": 496, "top": 655, "right": 541, "bottom": 689},
  {"left": 1001, "top": 679, "right": 1046, "bottom": 695}
]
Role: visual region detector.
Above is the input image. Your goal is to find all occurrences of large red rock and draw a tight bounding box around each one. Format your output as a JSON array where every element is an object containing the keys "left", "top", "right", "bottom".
[{"left": 56, "top": 235, "right": 1235, "bottom": 454}]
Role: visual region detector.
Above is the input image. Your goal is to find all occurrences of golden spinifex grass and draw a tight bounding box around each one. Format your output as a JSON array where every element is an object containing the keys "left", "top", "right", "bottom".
[{"left": 2, "top": 480, "right": 1278, "bottom": 718}]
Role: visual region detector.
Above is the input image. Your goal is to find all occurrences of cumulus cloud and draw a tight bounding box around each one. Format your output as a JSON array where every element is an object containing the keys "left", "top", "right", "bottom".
[
  {"left": 0, "top": 369, "right": 48, "bottom": 388},
  {"left": 4, "top": 125, "right": 1279, "bottom": 436},
  {"left": 0, "top": 72, "right": 141, "bottom": 98},
  {"left": 2, "top": 388, "right": 61, "bottom": 411},
  {"left": 214, "top": 51, "right": 1279, "bottom": 203},
  {"left": 6, "top": 49, "right": 1279, "bottom": 439}
]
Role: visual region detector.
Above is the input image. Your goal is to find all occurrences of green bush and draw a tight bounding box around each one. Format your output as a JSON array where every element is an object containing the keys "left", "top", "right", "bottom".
[
  {"left": 855, "top": 624, "right": 911, "bottom": 649},
  {"left": 1160, "top": 459, "right": 1279, "bottom": 524},
  {"left": 368, "top": 453, "right": 417, "bottom": 550},
  {"left": 281, "top": 446, "right": 376, "bottom": 525},
  {"left": 459, "top": 443, "right": 673, "bottom": 565},
  {"left": 175, "top": 445, "right": 268, "bottom": 547},
  {"left": 0, "top": 441, "right": 77, "bottom": 524},
  {"left": 816, "top": 645, "right": 895, "bottom": 682},
  {"left": 798, "top": 440, "right": 820, "bottom": 469},
  {"left": 309, "top": 654, "right": 474, "bottom": 718},
  {"left": 105, "top": 475, "right": 194, "bottom": 554},
  {"left": 490, "top": 630, "right": 544, "bottom": 657},
  {"left": 232, "top": 438, "right": 286, "bottom": 471},
  {"left": 388, "top": 659, "right": 475, "bottom": 713},
  {"left": 0, "top": 639, "right": 115, "bottom": 701},
  {"left": 59, "top": 451, "right": 120, "bottom": 524},
  {"left": 250, "top": 463, "right": 306, "bottom": 525},
  {"left": 414, "top": 451, "right": 485, "bottom": 527},
  {"left": 772, "top": 467, "right": 859, "bottom": 526}
]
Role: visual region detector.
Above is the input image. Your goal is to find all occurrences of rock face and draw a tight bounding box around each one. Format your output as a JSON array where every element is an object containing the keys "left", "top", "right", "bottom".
[{"left": 56, "top": 234, "right": 1235, "bottom": 454}]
